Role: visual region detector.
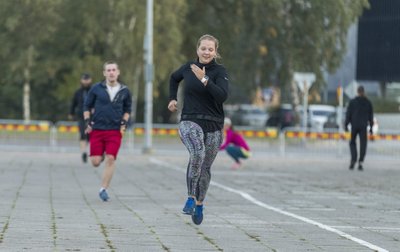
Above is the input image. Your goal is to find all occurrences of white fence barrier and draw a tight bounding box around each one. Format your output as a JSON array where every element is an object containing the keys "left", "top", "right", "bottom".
[
  {"left": 0, "top": 120, "right": 399, "bottom": 159},
  {"left": 280, "top": 127, "right": 400, "bottom": 159}
]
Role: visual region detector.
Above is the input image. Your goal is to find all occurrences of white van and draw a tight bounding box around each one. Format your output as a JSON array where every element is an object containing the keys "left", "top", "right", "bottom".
[{"left": 307, "top": 105, "right": 336, "bottom": 131}]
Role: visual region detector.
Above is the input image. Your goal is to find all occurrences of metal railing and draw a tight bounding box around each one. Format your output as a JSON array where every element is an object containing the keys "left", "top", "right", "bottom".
[
  {"left": 0, "top": 119, "right": 53, "bottom": 151},
  {"left": 279, "top": 127, "right": 400, "bottom": 159},
  {"left": 1, "top": 119, "right": 399, "bottom": 159}
]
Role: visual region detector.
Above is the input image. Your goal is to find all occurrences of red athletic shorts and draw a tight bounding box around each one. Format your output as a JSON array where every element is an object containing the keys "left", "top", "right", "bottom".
[{"left": 89, "top": 130, "right": 122, "bottom": 158}]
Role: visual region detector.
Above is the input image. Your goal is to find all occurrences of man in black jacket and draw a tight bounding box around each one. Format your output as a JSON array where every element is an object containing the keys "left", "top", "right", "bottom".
[
  {"left": 69, "top": 73, "right": 92, "bottom": 163},
  {"left": 345, "top": 86, "right": 374, "bottom": 171}
]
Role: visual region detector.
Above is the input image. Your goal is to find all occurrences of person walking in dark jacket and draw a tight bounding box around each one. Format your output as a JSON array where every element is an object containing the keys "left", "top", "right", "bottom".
[
  {"left": 83, "top": 61, "right": 132, "bottom": 201},
  {"left": 345, "top": 86, "right": 374, "bottom": 171},
  {"left": 69, "top": 73, "right": 92, "bottom": 163},
  {"left": 168, "top": 34, "right": 229, "bottom": 225}
]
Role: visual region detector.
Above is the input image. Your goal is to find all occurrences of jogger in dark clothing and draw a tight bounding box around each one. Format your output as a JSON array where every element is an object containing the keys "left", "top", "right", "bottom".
[
  {"left": 69, "top": 73, "right": 92, "bottom": 163},
  {"left": 168, "top": 34, "right": 229, "bottom": 225},
  {"left": 345, "top": 86, "right": 374, "bottom": 171}
]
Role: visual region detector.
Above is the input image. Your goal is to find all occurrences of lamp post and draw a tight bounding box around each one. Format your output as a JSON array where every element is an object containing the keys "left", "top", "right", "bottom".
[{"left": 143, "top": 0, "right": 153, "bottom": 153}]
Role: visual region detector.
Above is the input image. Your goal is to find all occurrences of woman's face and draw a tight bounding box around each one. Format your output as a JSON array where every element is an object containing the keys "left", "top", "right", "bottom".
[{"left": 197, "top": 39, "right": 217, "bottom": 64}]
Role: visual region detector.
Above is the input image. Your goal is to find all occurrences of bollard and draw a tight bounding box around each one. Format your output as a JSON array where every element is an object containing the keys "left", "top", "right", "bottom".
[
  {"left": 127, "top": 128, "right": 135, "bottom": 153},
  {"left": 50, "top": 123, "right": 57, "bottom": 151},
  {"left": 279, "top": 130, "right": 285, "bottom": 157}
]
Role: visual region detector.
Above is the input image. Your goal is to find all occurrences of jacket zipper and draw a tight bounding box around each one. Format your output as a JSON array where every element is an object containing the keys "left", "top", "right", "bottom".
[
  {"left": 103, "top": 84, "right": 126, "bottom": 103},
  {"left": 111, "top": 86, "right": 127, "bottom": 104}
]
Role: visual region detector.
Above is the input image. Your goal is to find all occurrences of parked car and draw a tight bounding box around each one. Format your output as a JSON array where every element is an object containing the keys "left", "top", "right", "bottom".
[
  {"left": 307, "top": 105, "right": 336, "bottom": 131},
  {"left": 266, "top": 104, "right": 296, "bottom": 129},
  {"left": 323, "top": 112, "right": 340, "bottom": 130},
  {"left": 231, "top": 105, "right": 268, "bottom": 127},
  {"left": 323, "top": 108, "right": 347, "bottom": 130}
]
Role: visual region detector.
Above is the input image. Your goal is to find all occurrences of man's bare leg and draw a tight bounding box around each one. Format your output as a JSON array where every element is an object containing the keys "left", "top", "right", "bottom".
[
  {"left": 91, "top": 154, "right": 115, "bottom": 201},
  {"left": 101, "top": 154, "right": 116, "bottom": 189},
  {"left": 90, "top": 155, "right": 103, "bottom": 167}
]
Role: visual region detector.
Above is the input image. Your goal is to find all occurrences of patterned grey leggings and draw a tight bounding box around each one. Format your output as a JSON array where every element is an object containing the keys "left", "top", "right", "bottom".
[{"left": 179, "top": 121, "right": 223, "bottom": 202}]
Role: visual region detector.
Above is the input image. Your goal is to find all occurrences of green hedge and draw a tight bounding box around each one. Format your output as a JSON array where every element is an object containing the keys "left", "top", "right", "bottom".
[{"left": 370, "top": 99, "right": 399, "bottom": 113}]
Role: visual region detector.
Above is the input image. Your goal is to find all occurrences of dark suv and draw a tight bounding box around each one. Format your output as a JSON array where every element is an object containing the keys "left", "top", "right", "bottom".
[{"left": 266, "top": 104, "right": 296, "bottom": 129}]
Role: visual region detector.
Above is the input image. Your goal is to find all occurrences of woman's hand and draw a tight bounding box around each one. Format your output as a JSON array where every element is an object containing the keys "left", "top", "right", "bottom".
[
  {"left": 190, "top": 64, "right": 206, "bottom": 81},
  {"left": 168, "top": 100, "right": 178, "bottom": 112}
]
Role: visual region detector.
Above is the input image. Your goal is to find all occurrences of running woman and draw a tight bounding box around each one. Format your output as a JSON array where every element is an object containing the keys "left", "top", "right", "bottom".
[
  {"left": 168, "top": 34, "right": 229, "bottom": 225},
  {"left": 83, "top": 61, "right": 132, "bottom": 201}
]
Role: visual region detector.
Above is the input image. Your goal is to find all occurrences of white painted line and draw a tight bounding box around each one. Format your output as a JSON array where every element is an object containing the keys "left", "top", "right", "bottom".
[
  {"left": 331, "top": 226, "right": 400, "bottom": 231},
  {"left": 150, "top": 158, "right": 389, "bottom": 252}
]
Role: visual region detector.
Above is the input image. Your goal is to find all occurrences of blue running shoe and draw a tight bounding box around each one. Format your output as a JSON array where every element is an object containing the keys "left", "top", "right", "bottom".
[
  {"left": 192, "top": 205, "right": 203, "bottom": 225},
  {"left": 99, "top": 189, "right": 109, "bottom": 202},
  {"left": 182, "top": 197, "right": 195, "bottom": 215}
]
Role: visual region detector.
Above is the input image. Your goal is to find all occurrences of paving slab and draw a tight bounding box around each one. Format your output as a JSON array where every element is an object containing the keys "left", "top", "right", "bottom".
[{"left": 0, "top": 151, "right": 398, "bottom": 251}]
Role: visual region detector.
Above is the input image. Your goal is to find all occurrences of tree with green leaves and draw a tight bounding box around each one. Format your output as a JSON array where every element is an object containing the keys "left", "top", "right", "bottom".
[
  {"left": 44, "top": 0, "right": 187, "bottom": 122},
  {"left": 181, "top": 0, "right": 369, "bottom": 108},
  {"left": 0, "top": 0, "right": 369, "bottom": 123},
  {"left": 0, "top": 0, "right": 61, "bottom": 120},
  {"left": 271, "top": 0, "right": 369, "bottom": 108}
]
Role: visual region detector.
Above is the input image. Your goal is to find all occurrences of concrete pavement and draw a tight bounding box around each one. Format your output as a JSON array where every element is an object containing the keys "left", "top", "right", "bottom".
[{"left": 0, "top": 150, "right": 399, "bottom": 251}]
